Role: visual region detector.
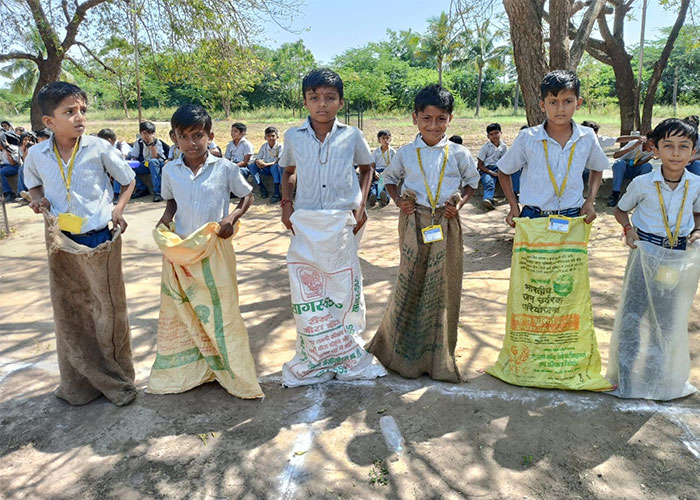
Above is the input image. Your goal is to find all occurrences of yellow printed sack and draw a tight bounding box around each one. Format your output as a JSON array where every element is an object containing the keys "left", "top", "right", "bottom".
[
  {"left": 147, "top": 222, "right": 264, "bottom": 399},
  {"left": 487, "top": 216, "right": 612, "bottom": 391}
]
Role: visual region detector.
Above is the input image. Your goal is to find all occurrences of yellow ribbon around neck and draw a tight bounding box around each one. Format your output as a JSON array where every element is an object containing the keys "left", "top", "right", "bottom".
[
  {"left": 382, "top": 147, "right": 391, "bottom": 165},
  {"left": 656, "top": 179, "right": 689, "bottom": 248},
  {"left": 542, "top": 140, "right": 576, "bottom": 200},
  {"left": 416, "top": 143, "right": 449, "bottom": 216},
  {"left": 53, "top": 137, "right": 81, "bottom": 203}
]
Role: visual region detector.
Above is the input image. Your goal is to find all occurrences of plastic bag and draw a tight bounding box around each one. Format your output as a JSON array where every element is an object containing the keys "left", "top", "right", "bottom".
[{"left": 607, "top": 241, "right": 700, "bottom": 400}]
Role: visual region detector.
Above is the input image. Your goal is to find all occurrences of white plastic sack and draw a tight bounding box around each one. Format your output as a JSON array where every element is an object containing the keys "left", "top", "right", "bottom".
[
  {"left": 282, "top": 209, "right": 387, "bottom": 387},
  {"left": 607, "top": 241, "right": 700, "bottom": 400}
]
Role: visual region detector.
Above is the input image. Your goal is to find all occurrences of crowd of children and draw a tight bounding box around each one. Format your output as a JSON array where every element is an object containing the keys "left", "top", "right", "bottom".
[{"left": 12, "top": 66, "right": 700, "bottom": 407}]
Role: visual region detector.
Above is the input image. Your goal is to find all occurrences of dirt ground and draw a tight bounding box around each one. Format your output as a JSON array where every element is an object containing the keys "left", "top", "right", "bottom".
[{"left": 1, "top": 176, "right": 700, "bottom": 500}]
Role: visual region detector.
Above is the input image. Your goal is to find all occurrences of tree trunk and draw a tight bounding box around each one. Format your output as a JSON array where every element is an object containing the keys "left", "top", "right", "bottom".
[
  {"left": 548, "top": 0, "right": 570, "bottom": 70},
  {"left": 30, "top": 58, "right": 63, "bottom": 130},
  {"left": 513, "top": 82, "right": 519, "bottom": 114},
  {"left": 475, "top": 65, "right": 483, "bottom": 117},
  {"left": 117, "top": 74, "right": 129, "bottom": 119},
  {"left": 504, "top": 0, "right": 547, "bottom": 125},
  {"left": 438, "top": 56, "right": 443, "bottom": 86},
  {"left": 222, "top": 95, "right": 231, "bottom": 119}
]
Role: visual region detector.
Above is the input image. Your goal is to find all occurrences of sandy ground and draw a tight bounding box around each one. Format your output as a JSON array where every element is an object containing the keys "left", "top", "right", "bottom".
[{"left": 1, "top": 179, "right": 700, "bottom": 500}]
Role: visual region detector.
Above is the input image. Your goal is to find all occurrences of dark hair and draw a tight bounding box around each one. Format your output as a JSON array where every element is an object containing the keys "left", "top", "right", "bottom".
[
  {"left": 651, "top": 118, "right": 698, "bottom": 148},
  {"left": 14, "top": 126, "right": 25, "bottom": 135},
  {"left": 0, "top": 132, "right": 12, "bottom": 149},
  {"left": 35, "top": 128, "right": 51, "bottom": 140},
  {"left": 171, "top": 104, "right": 212, "bottom": 134},
  {"left": 139, "top": 121, "right": 156, "bottom": 134},
  {"left": 581, "top": 120, "right": 600, "bottom": 133},
  {"left": 414, "top": 84, "right": 454, "bottom": 114},
  {"left": 1, "top": 120, "right": 12, "bottom": 129},
  {"left": 683, "top": 115, "right": 699, "bottom": 129},
  {"left": 302, "top": 68, "right": 343, "bottom": 100},
  {"left": 231, "top": 122, "right": 247, "bottom": 134},
  {"left": 264, "top": 126, "right": 278, "bottom": 136},
  {"left": 20, "top": 131, "right": 37, "bottom": 144},
  {"left": 540, "top": 70, "right": 581, "bottom": 99},
  {"left": 37, "top": 81, "right": 88, "bottom": 117},
  {"left": 486, "top": 123, "right": 501, "bottom": 134},
  {"left": 448, "top": 135, "right": 463, "bottom": 144},
  {"left": 377, "top": 130, "right": 391, "bottom": 140},
  {"left": 97, "top": 128, "right": 117, "bottom": 142},
  {"left": 520, "top": 125, "right": 529, "bottom": 130}
]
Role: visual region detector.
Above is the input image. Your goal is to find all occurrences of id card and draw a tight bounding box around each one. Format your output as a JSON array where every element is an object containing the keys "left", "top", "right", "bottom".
[
  {"left": 547, "top": 215, "right": 571, "bottom": 233},
  {"left": 58, "top": 212, "right": 86, "bottom": 234},
  {"left": 421, "top": 224, "right": 444, "bottom": 244}
]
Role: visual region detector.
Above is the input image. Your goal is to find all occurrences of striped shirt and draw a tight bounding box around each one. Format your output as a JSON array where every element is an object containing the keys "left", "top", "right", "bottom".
[
  {"left": 477, "top": 140, "right": 507, "bottom": 166},
  {"left": 371, "top": 146, "right": 396, "bottom": 172},
  {"left": 279, "top": 118, "right": 372, "bottom": 211},
  {"left": 224, "top": 137, "right": 254, "bottom": 164},
  {"left": 257, "top": 141, "right": 284, "bottom": 163},
  {"left": 24, "top": 135, "right": 135, "bottom": 233}
]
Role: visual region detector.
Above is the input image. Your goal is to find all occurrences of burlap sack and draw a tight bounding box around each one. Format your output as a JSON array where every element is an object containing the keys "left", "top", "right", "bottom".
[
  {"left": 366, "top": 191, "right": 463, "bottom": 383},
  {"left": 44, "top": 215, "right": 136, "bottom": 406}
]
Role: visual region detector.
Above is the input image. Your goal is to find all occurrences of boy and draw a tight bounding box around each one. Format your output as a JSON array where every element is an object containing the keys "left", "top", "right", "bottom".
[
  {"left": 366, "top": 84, "right": 480, "bottom": 383},
  {"left": 249, "top": 126, "right": 284, "bottom": 202},
  {"left": 610, "top": 118, "right": 700, "bottom": 399},
  {"left": 35, "top": 128, "right": 51, "bottom": 142},
  {"left": 606, "top": 132, "right": 655, "bottom": 207},
  {"left": 164, "top": 129, "right": 182, "bottom": 164},
  {"left": 23, "top": 81, "right": 137, "bottom": 406},
  {"left": 476, "top": 122, "right": 508, "bottom": 210},
  {"left": 683, "top": 116, "right": 700, "bottom": 175},
  {"left": 279, "top": 68, "right": 387, "bottom": 387},
  {"left": 224, "top": 122, "right": 253, "bottom": 181},
  {"left": 148, "top": 104, "right": 263, "bottom": 399},
  {"left": 127, "top": 121, "right": 168, "bottom": 201},
  {"left": 368, "top": 130, "right": 395, "bottom": 207}
]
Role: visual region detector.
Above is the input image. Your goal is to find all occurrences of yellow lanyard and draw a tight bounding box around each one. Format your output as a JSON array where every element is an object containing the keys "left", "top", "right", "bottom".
[
  {"left": 542, "top": 140, "right": 576, "bottom": 199},
  {"left": 416, "top": 144, "right": 449, "bottom": 217},
  {"left": 656, "top": 179, "right": 689, "bottom": 247},
  {"left": 382, "top": 148, "right": 391, "bottom": 165},
  {"left": 53, "top": 138, "right": 81, "bottom": 203}
]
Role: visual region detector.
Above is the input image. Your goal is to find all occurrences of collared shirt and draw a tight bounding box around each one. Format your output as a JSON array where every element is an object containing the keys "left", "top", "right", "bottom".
[
  {"left": 383, "top": 134, "right": 480, "bottom": 209},
  {"left": 167, "top": 144, "right": 182, "bottom": 161},
  {"left": 23, "top": 135, "right": 135, "bottom": 233},
  {"left": 1, "top": 145, "right": 19, "bottom": 165},
  {"left": 497, "top": 121, "right": 609, "bottom": 210},
  {"left": 224, "top": 137, "right": 254, "bottom": 164},
  {"left": 161, "top": 153, "right": 252, "bottom": 237},
  {"left": 371, "top": 146, "right": 396, "bottom": 172},
  {"left": 477, "top": 140, "right": 507, "bottom": 166},
  {"left": 617, "top": 139, "right": 654, "bottom": 164},
  {"left": 279, "top": 117, "right": 372, "bottom": 211},
  {"left": 618, "top": 167, "right": 700, "bottom": 237},
  {"left": 257, "top": 141, "right": 284, "bottom": 163},
  {"left": 128, "top": 138, "right": 165, "bottom": 161},
  {"left": 598, "top": 135, "right": 617, "bottom": 150}
]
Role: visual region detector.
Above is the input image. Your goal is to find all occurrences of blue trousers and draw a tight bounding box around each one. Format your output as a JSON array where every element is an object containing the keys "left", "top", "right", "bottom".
[
  {"left": 114, "top": 159, "right": 162, "bottom": 196},
  {"left": 520, "top": 206, "right": 581, "bottom": 219},
  {"left": 1, "top": 164, "right": 26, "bottom": 197},
  {"left": 612, "top": 159, "right": 652, "bottom": 192},
  {"left": 63, "top": 226, "right": 112, "bottom": 248},
  {"left": 248, "top": 162, "right": 281, "bottom": 185},
  {"left": 481, "top": 166, "right": 499, "bottom": 200}
]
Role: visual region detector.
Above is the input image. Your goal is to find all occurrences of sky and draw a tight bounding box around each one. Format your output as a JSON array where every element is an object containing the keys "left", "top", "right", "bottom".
[{"left": 259, "top": 0, "right": 682, "bottom": 64}]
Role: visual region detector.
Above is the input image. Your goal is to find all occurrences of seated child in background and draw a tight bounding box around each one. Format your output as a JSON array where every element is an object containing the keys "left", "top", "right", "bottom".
[
  {"left": 477, "top": 122, "right": 508, "bottom": 210},
  {"left": 368, "top": 129, "right": 395, "bottom": 207},
  {"left": 97, "top": 128, "right": 130, "bottom": 159},
  {"left": 607, "top": 132, "right": 655, "bottom": 207},
  {"left": 224, "top": 122, "right": 254, "bottom": 181},
  {"left": 683, "top": 116, "right": 700, "bottom": 175},
  {"left": 249, "top": 126, "right": 284, "bottom": 202},
  {"left": 127, "top": 121, "right": 169, "bottom": 202},
  {"left": 35, "top": 128, "right": 51, "bottom": 142},
  {"left": 165, "top": 129, "right": 182, "bottom": 164},
  {"left": 0, "top": 130, "right": 22, "bottom": 201}
]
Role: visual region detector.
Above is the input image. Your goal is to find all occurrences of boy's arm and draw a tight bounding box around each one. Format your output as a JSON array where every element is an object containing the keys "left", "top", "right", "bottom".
[
  {"left": 354, "top": 164, "right": 372, "bottom": 234},
  {"left": 476, "top": 158, "right": 496, "bottom": 176},
  {"left": 28, "top": 186, "right": 50, "bottom": 214},
  {"left": 218, "top": 192, "right": 253, "bottom": 239},
  {"left": 444, "top": 185, "right": 476, "bottom": 218},
  {"left": 580, "top": 170, "right": 602, "bottom": 223},
  {"left": 387, "top": 182, "right": 415, "bottom": 215},
  {"left": 689, "top": 213, "right": 700, "bottom": 244},
  {"left": 281, "top": 165, "right": 296, "bottom": 233},
  {"left": 112, "top": 179, "right": 135, "bottom": 233},
  {"left": 614, "top": 206, "right": 639, "bottom": 248},
  {"left": 613, "top": 139, "right": 641, "bottom": 159},
  {"left": 499, "top": 171, "right": 519, "bottom": 227},
  {"left": 157, "top": 199, "right": 177, "bottom": 228}
]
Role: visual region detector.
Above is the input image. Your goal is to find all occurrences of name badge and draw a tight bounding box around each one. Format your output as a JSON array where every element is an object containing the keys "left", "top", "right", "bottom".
[
  {"left": 547, "top": 215, "right": 571, "bottom": 233},
  {"left": 58, "top": 212, "right": 86, "bottom": 234},
  {"left": 421, "top": 224, "right": 444, "bottom": 244}
]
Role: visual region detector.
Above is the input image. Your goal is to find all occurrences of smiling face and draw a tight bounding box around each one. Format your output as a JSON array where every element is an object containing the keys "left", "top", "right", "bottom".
[
  {"left": 540, "top": 89, "right": 582, "bottom": 127},
  {"left": 487, "top": 129, "right": 501, "bottom": 146},
  {"left": 304, "top": 86, "right": 343, "bottom": 125},
  {"left": 175, "top": 125, "right": 214, "bottom": 167},
  {"left": 265, "top": 131, "right": 278, "bottom": 147},
  {"left": 413, "top": 105, "right": 452, "bottom": 146},
  {"left": 42, "top": 95, "right": 87, "bottom": 141},
  {"left": 655, "top": 134, "right": 696, "bottom": 178},
  {"left": 231, "top": 127, "right": 244, "bottom": 143},
  {"left": 379, "top": 134, "right": 392, "bottom": 149}
]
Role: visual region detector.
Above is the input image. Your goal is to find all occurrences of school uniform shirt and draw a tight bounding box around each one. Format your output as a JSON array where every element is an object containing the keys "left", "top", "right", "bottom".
[
  {"left": 167, "top": 144, "right": 182, "bottom": 161},
  {"left": 618, "top": 168, "right": 700, "bottom": 237},
  {"left": 278, "top": 117, "right": 372, "bottom": 211},
  {"left": 597, "top": 135, "right": 617, "bottom": 150},
  {"left": 617, "top": 139, "right": 654, "bottom": 164},
  {"left": 383, "top": 134, "right": 480, "bottom": 209},
  {"left": 23, "top": 135, "right": 135, "bottom": 233},
  {"left": 1, "top": 145, "right": 20, "bottom": 165},
  {"left": 115, "top": 140, "right": 131, "bottom": 158},
  {"left": 477, "top": 140, "right": 508, "bottom": 167},
  {"left": 128, "top": 138, "right": 165, "bottom": 161},
  {"left": 224, "top": 137, "right": 254, "bottom": 164},
  {"left": 497, "top": 121, "right": 609, "bottom": 210},
  {"left": 161, "top": 153, "right": 252, "bottom": 237},
  {"left": 257, "top": 142, "right": 284, "bottom": 163},
  {"left": 371, "top": 146, "right": 396, "bottom": 172}
]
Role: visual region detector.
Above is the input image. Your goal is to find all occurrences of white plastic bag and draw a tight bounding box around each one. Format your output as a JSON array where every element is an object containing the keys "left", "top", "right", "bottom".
[
  {"left": 282, "top": 209, "right": 386, "bottom": 387},
  {"left": 607, "top": 241, "right": 700, "bottom": 400}
]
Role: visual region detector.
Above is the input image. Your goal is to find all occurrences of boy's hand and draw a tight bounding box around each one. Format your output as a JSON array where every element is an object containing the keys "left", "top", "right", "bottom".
[
  {"left": 281, "top": 201, "right": 294, "bottom": 234},
  {"left": 353, "top": 208, "right": 367, "bottom": 234},
  {"left": 580, "top": 200, "right": 597, "bottom": 223},
  {"left": 625, "top": 227, "right": 640, "bottom": 249},
  {"left": 505, "top": 206, "right": 520, "bottom": 227},
  {"left": 688, "top": 229, "right": 700, "bottom": 245},
  {"left": 29, "top": 197, "right": 50, "bottom": 214},
  {"left": 157, "top": 216, "right": 173, "bottom": 228},
  {"left": 397, "top": 198, "right": 416, "bottom": 215},
  {"left": 217, "top": 221, "right": 234, "bottom": 239},
  {"left": 443, "top": 203, "right": 459, "bottom": 219},
  {"left": 112, "top": 208, "right": 128, "bottom": 233}
]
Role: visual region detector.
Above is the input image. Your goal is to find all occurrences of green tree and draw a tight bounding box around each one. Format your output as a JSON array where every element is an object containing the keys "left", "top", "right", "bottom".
[{"left": 417, "top": 12, "right": 463, "bottom": 86}]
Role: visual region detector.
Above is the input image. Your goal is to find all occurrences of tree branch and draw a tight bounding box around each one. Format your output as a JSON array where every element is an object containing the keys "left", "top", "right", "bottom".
[
  {"left": 569, "top": 0, "right": 605, "bottom": 69},
  {"left": 65, "top": 55, "right": 95, "bottom": 78},
  {"left": 62, "top": 0, "right": 112, "bottom": 53},
  {"left": 0, "top": 52, "right": 40, "bottom": 63},
  {"left": 61, "top": 0, "right": 71, "bottom": 23},
  {"left": 25, "top": 0, "right": 61, "bottom": 57},
  {"left": 74, "top": 40, "right": 117, "bottom": 74}
]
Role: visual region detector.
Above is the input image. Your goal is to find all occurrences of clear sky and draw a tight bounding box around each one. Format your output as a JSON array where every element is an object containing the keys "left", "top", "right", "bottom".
[{"left": 260, "top": 0, "right": 680, "bottom": 64}]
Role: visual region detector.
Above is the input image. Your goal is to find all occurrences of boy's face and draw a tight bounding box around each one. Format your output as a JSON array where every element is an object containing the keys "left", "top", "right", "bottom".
[
  {"left": 265, "top": 132, "right": 278, "bottom": 146},
  {"left": 176, "top": 126, "right": 214, "bottom": 162},
  {"left": 654, "top": 134, "right": 696, "bottom": 171},
  {"left": 42, "top": 96, "right": 87, "bottom": 140},
  {"left": 413, "top": 105, "right": 452, "bottom": 147},
  {"left": 487, "top": 129, "right": 501, "bottom": 145},
  {"left": 231, "top": 127, "right": 244, "bottom": 142},
  {"left": 379, "top": 135, "right": 392, "bottom": 148},
  {"left": 540, "top": 89, "right": 582, "bottom": 127},
  {"left": 140, "top": 130, "right": 155, "bottom": 143},
  {"left": 304, "top": 86, "right": 343, "bottom": 125}
]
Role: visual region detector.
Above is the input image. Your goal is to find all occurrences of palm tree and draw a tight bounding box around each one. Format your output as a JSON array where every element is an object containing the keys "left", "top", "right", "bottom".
[
  {"left": 418, "top": 12, "right": 463, "bottom": 86},
  {"left": 464, "top": 19, "right": 508, "bottom": 117}
]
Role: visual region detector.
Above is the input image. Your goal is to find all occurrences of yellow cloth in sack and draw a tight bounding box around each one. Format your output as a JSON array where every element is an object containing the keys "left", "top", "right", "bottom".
[
  {"left": 487, "top": 216, "right": 612, "bottom": 391},
  {"left": 147, "top": 222, "right": 264, "bottom": 399}
]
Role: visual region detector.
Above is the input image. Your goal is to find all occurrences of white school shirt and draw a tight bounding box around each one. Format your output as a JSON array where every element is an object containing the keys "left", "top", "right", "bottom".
[
  {"left": 1, "top": 145, "right": 19, "bottom": 164},
  {"left": 497, "top": 121, "right": 609, "bottom": 210},
  {"left": 161, "top": 153, "right": 252, "bottom": 237},
  {"left": 383, "top": 134, "right": 480, "bottom": 209},
  {"left": 477, "top": 140, "right": 508, "bottom": 166},
  {"left": 23, "top": 135, "right": 135, "bottom": 233},
  {"left": 278, "top": 118, "right": 372, "bottom": 211},
  {"left": 128, "top": 138, "right": 165, "bottom": 161},
  {"left": 598, "top": 135, "right": 617, "bottom": 150},
  {"left": 257, "top": 142, "right": 284, "bottom": 163},
  {"left": 371, "top": 146, "right": 396, "bottom": 172},
  {"left": 224, "top": 137, "right": 254, "bottom": 164},
  {"left": 618, "top": 168, "right": 700, "bottom": 237},
  {"left": 617, "top": 139, "right": 654, "bottom": 164}
]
